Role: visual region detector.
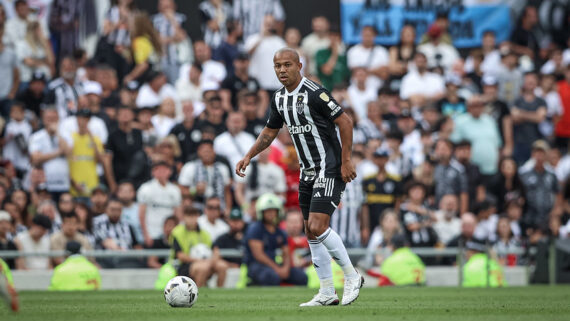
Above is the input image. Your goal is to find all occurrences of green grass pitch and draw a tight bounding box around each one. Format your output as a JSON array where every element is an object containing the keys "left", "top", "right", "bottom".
[{"left": 1, "top": 286, "right": 569, "bottom": 321}]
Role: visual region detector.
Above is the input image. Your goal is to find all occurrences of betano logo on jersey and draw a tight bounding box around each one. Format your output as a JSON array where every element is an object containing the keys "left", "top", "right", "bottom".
[{"left": 288, "top": 124, "right": 313, "bottom": 135}]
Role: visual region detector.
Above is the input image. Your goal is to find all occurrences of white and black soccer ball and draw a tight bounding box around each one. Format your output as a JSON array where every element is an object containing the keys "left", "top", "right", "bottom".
[
  {"left": 189, "top": 243, "right": 212, "bottom": 260},
  {"left": 164, "top": 276, "right": 198, "bottom": 308}
]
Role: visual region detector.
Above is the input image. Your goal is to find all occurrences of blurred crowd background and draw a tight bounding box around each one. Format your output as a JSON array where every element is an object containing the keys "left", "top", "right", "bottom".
[{"left": 0, "top": 0, "right": 568, "bottom": 278}]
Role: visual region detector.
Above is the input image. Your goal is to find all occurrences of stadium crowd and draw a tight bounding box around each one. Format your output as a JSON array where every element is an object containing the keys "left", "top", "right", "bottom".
[{"left": 0, "top": 0, "right": 569, "bottom": 284}]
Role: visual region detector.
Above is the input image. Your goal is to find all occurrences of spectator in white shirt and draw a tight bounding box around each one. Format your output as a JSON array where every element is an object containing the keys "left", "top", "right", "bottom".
[
  {"left": 136, "top": 71, "right": 179, "bottom": 110},
  {"left": 175, "top": 62, "right": 203, "bottom": 104},
  {"left": 433, "top": 194, "right": 461, "bottom": 245},
  {"left": 2, "top": 102, "right": 31, "bottom": 177},
  {"left": 14, "top": 214, "right": 52, "bottom": 270},
  {"left": 137, "top": 161, "right": 182, "bottom": 247},
  {"left": 418, "top": 23, "right": 460, "bottom": 73},
  {"left": 347, "top": 67, "right": 377, "bottom": 121},
  {"left": 244, "top": 14, "right": 286, "bottom": 91},
  {"left": 465, "top": 30, "right": 501, "bottom": 75},
  {"left": 178, "top": 40, "right": 226, "bottom": 88},
  {"left": 243, "top": 147, "right": 286, "bottom": 204},
  {"left": 197, "top": 196, "right": 229, "bottom": 242},
  {"left": 300, "top": 15, "right": 331, "bottom": 75},
  {"left": 400, "top": 52, "right": 445, "bottom": 107},
  {"left": 179, "top": 139, "right": 232, "bottom": 212},
  {"left": 15, "top": 21, "right": 54, "bottom": 86},
  {"left": 28, "top": 107, "right": 70, "bottom": 198},
  {"left": 214, "top": 111, "right": 255, "bottom": 179},
  {"left": 59, "top": 103, "right": 109, "bottom": 146},
  {"left": 151, "top": 97, "right": 177, "bottom": 139},
  {"left": 347, "top": 25, "right": 389, "bottom": 92},
  {"left": 535, "top": 72, "right": 563, "bottom": 138},
  {"left": 4, "top": 0, "right": 34, "bottom": 47}
]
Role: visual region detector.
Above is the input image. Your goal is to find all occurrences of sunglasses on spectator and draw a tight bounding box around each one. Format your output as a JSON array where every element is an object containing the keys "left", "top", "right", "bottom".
[{"left": 206, "top": 205, "right": 220, "bottom": 210}]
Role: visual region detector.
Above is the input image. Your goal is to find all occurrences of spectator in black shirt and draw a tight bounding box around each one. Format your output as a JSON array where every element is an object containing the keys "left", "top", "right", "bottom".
[
  {"left": 510, "top": 5, "right": 540, "bottom": 60},
  {"left": 481, "top": 75, "right": 513, "bottom": 157},
  {"left": 107, "top": 106, "right": 146, "bottom": 189},
  {"left": 237, "top": 90, "right": 265, "bottom": 137},
  {"left": 454, "top": 140, "right": 486, "bottom": 209},
  {"left": 361, "top": 148, "right": 403, "bottom": 244},
  {"left": 147, "top": 215, "right": 177, "bottom": 269},
  {"left": 212, "top": 20, "right": 243, "bottom": 77},
  {"left": 196, "top": 92, "right": 227, "bottom": 136},
  {"left": 220, "top": 52, "right": 266, "bottom": 111},
  {"left": 15, "top": 71, "right": 46, "bottom": 120},
  {"left": 400, "top": 181, "right": 438, "bottom": 249},
  {"left": 213, "top": 208, "right": 246, "bottom": 266},
  {"left": 170, "top": 100, "right": 201, "bottom": 162}
]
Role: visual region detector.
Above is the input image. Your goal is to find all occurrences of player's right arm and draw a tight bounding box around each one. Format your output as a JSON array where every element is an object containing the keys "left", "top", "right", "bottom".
[
  {"left": 235, "top": 127, "right": 280, "bottom": 177},
  {"left": 236, "top": 94, "right": 283, "bottom": 177}
]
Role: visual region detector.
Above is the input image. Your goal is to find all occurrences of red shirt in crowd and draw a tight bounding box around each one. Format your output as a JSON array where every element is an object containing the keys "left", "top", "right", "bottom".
[{"left": 555, "top": 80, "right": 570, "bottom": 138}]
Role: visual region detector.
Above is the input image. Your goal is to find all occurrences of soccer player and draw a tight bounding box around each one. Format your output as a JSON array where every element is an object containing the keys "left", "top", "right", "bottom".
[{"left": 236, "top": 48, "right": 363, "bottom": 306}]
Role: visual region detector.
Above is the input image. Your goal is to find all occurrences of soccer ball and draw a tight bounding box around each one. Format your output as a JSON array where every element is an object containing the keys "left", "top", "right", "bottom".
[
  {"left": 164, "top": 276, "right": 198, "bottom": 308},
  {"left": 190, "top": 243, "right": 212, "bottom": 259}
]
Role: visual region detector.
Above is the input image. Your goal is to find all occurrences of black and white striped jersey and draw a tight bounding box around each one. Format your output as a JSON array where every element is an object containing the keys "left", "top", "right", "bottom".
[{"left": 266, "top": 77, "right": 344, "bottom": 181}]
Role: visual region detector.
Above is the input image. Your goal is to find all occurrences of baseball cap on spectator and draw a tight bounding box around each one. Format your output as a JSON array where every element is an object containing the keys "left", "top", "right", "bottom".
[
  {"left": 66, "top": 240, "right": 82, "bottom": 255},
  {"left": 92, "top": 184, "right": 108, "bottom": 195},
  {"left": 83, "top": 81, "right": 103, "bottom": 96},
  {"left": 373, "top": 147, "right": 391, "bottom": 158},
  {"left": 30, "top": 71, "right": 46, "bottom": 83},
  {"left": 32, "top": 214, "right": 52, "bottom": 230},
  {"left": 481, "top": 74, "right": 498, "bottom": 86},
  {"left": 229, "top": 208, "right": 243, "bottom": 220},
  {"left": 427, "top": 23, "right": 443, "bottom": 39},
  {"left": 0, "top": 210, "right": 11, "bottom": 222},
  {"left": 76, "top": 108, "right": 92, "bottom": 118},
  {"left": 532, "top": 140, "right": 550, "bottom": 152}
]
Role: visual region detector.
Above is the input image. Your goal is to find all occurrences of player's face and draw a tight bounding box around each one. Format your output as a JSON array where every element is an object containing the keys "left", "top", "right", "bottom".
[{"left": 273, "top": 53, "right": 301, "bottom": 87}]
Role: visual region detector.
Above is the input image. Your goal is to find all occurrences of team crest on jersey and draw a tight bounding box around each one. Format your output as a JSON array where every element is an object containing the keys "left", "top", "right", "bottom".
[{"left": 296, "top": 95, "right": 305, "bottom": 114}]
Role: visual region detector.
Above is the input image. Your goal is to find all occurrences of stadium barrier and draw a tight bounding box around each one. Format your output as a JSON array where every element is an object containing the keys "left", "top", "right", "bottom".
[{"left": 2, "top": 246, "right": 538, "bottom": 289}]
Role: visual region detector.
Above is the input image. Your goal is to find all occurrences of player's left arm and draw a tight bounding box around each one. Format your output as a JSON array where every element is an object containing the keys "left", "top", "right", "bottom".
[
  {"left": 334, "top": 113, "right": 357, "bottom": 183},
  {"left": 313, "top": 89, "right": 357, "bottom": 183}
]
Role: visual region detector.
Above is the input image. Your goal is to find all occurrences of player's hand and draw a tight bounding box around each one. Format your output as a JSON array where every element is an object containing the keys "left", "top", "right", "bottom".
[
  {"left": 235, "top": 156, "right": 251, "bottom": 177},
  {"left": 341, "top": 159, "right": 357, "bottom": 183}
]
